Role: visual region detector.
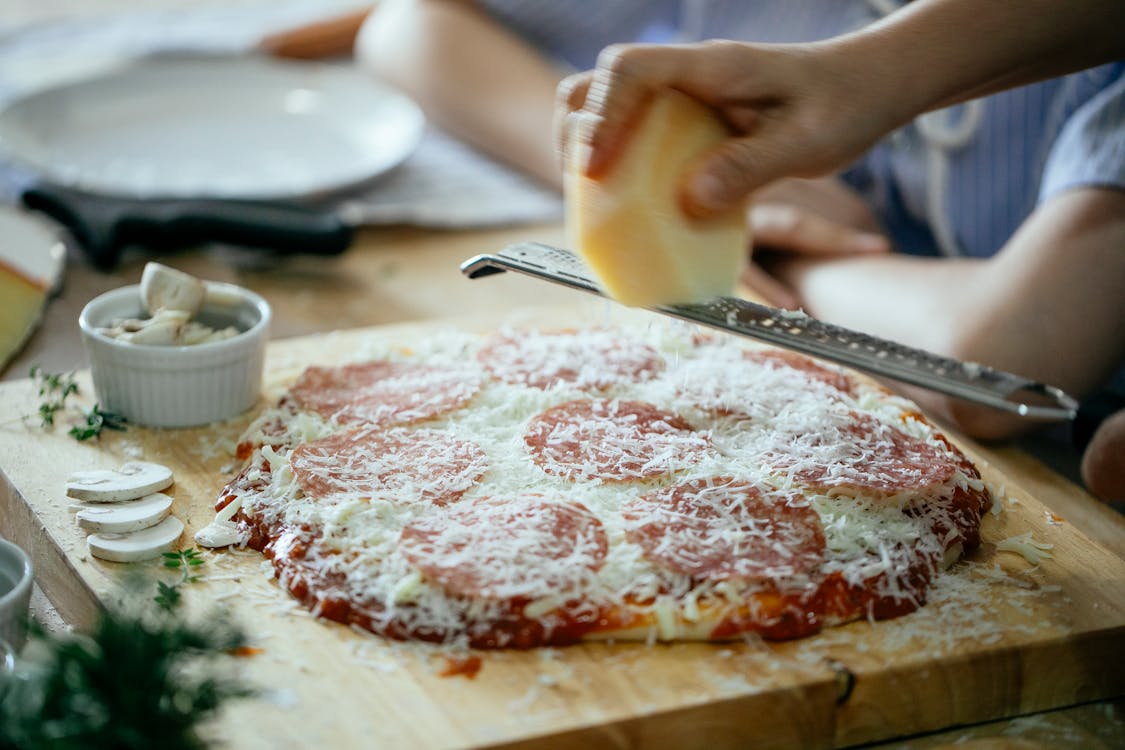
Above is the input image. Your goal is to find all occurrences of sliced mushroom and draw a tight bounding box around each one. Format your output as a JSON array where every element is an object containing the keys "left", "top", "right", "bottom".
[
  {"left": 75, "top": 492, "right": 174, "bottom": 534},
  {"left": 111, "top": 309, "right": 191, "bottom": 345},
  {"left": 67, "top": 462, "right": 174, "bottom": 503},
  {"left": 87, "top": 515, "right": 185, "bottom": 563},
  {"left": 140, "top": 262, "right": 205, "bottom": 316}
]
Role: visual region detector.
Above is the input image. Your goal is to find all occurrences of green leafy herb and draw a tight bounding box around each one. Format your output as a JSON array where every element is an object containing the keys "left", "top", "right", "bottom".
[
  {"left": 68, "top": 403, "right": 127, "bottom": 441},
  {"left": 12, "top": 367, "right": 128, "bottom": 441},
  {"left": 154, "top": 580, "right": 183, "bottom": 612},
  {"left": 29, "top": 366, "right": 79, "bottom": 427},
  {"left": 0, "top": 579, "right": 252, "bottom": 750},
  {"left": 153, "top": 548, "right": 207, "bottom": 612}
]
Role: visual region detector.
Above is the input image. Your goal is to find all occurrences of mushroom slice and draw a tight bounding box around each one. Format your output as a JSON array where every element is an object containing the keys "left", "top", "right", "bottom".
[
  {"left": 140, "top": 262, "right": 205, "bottom": 316},
  {"left": 75, "top": 492, "right": 173, "bottom": 534},
  {"left": 87, "top": 515, "right": 185, "bottom": 563},
  {"left": 67, "top": 462, "right": 174, "bottom": 503}
]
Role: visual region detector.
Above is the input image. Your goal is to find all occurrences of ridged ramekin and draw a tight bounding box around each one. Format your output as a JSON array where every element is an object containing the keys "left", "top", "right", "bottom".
[{"left": 79, "top": 283, "right": 271, "bottom": 428}]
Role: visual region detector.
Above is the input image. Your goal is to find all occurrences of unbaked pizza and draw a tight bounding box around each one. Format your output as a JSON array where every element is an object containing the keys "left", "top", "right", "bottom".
[{"left": 210, "top": 326, "right": 990, "bottom": 648}]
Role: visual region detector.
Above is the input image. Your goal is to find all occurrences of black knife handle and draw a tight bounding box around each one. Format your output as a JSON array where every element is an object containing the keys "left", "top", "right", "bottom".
[{"left": 22, "top": 183, "right": 353, "bottom": 270}]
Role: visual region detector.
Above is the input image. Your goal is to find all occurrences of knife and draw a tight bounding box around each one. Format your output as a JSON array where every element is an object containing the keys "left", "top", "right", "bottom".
[
  {"left": 22, "top": 182, "right": 354, "bottom": 270},
  {"left": 461, "top": 242, "right": 1079, "bottom": 421}
]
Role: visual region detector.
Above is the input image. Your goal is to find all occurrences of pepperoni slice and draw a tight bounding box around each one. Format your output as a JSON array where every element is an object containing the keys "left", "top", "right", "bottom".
[
  {"left": 744, "top": 350, "right": 852, "bottom": 394},
  {"left": 624, "top": 477, "right": 825, "bottom": 582},
  {"left": 289, "top": 361, "right": 481, "bottom": 427},
  {"left": 768, "top": 412, "right": 958, "bottom": 494},
  {"left": 289, "top": 428, "right": 488, "bottom": 506},
  {"left": 399, "top": 495, "right": 608, "bottom": 600},
  {"left": 524, "top": 399, "right": 710, "bottom": 482},
  {"left": 670, "top": 347, "right": 848, "bottom": 420},
  {"left": 478, "top": 328, "right": 663, "bottom": 391}
]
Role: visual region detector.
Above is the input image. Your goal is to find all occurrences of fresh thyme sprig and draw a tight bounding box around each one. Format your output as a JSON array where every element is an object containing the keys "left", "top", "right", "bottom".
[
  {"left": 155, "top": 548, "right": 207, "bottom": 612},
  {"left": 154, "top": 580, "right": 183, "bottom": 611},
  {"left": 163, "top": 548, "right": 206, "bottom": 582},
  {"left": 9, "top": 366, "right": 128, "bottom": 441},
  {"left": 68, "top": 403, "right": 128, "bottom": 441},
  {"left": 29, "top": 365, "right": 79, "bottom": 426}
]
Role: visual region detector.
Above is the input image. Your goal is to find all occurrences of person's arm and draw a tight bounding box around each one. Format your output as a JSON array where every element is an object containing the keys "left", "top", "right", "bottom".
[
  {"left": 260, "top": 8, "right": 374, "bottom": 59},
  {"left": 764, "top": 187, "right": 1125, "bottom": 440},
  {"left": 558, "top": 0, "right": 1125, "bottom": 216},
  {"left": 848, "top": 0, "right": 1125, "bottom": 110},
  {"left": 356, "top": 0, "right": 564, "bottom": 188}
]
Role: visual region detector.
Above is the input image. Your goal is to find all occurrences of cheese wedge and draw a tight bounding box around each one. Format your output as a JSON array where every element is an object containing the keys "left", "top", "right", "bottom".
[
  {"left": 0, "top": 262, "right": 46, "bottom": 365},
  {"left": 565, "top": 89, "right": 747, "bottom": 307},
  {"left": 0, "top": 207, "right": 65, "bottom": 371}
]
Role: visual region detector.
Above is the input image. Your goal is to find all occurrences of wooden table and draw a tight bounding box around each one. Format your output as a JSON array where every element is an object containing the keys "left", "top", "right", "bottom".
[{"left": 3, "top": 222, "right": 1124, "bottom": 748}]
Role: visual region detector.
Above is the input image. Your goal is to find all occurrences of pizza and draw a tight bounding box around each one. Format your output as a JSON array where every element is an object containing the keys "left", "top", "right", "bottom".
[{"left": 208, "top": 325, "right": 991, "bottom": 648}]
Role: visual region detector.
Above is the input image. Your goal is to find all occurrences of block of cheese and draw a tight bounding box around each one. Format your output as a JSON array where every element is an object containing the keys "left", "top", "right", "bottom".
[
  {"left": 565, "top": 89, "right": 747, "bottom": 308},
  {"left": 0, "top": 207, "right": 65, "bottom": 372}
]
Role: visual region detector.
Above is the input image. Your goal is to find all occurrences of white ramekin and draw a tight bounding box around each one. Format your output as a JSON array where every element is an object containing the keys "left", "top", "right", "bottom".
[
  {"left": 0, "top": 536, "right": 32, "bottom": 653},
  {"left": 79, "top": 283, "right": 271, "bottom": 428}
]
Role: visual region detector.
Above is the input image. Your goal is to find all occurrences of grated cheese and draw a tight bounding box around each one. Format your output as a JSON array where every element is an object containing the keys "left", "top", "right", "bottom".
[{"left": 996, "top": 532, "right": 1055, "bottom": 565}]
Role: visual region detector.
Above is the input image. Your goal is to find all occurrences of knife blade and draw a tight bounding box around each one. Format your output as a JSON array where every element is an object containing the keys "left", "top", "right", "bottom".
[
  {"left": 21, "top": 182, "right": 355, "bottom": 270},
  {"left": 461, "top": 241, "right": 1079, "bottom": 422}
]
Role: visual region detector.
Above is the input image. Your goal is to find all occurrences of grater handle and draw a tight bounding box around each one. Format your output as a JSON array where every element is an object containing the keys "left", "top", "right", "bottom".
[{"left": 460, "top": 242, "right": 1078, "bottom": 422}]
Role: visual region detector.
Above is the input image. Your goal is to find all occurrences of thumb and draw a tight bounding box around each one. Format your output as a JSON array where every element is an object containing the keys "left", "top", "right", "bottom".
[{"left": 680, "top": 136, "right": 794, "bottom": 218}]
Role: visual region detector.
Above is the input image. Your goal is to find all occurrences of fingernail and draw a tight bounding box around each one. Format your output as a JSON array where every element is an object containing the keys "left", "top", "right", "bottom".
[{"left": 687, "top": 172, "right": 727, "bottom": 214}]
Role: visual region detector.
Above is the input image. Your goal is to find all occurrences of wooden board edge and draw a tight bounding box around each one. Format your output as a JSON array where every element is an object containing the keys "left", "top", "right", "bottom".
[
  {"left": 833, "top": 626, "right": 1125, "bottom": 747},
  {"left": 482, "top": 680, "right": 841, "bottom": 750}
]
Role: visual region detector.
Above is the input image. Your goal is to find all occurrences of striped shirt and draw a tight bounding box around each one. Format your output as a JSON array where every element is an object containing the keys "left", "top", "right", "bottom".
[{"left": 481, "top": 0, "right": 1125, "bottom": 259}]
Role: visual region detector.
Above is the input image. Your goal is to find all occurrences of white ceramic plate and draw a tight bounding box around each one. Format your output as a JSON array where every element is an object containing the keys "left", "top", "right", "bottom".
[{"left": 0, "top": 55, "right": 425, "bottom": 200}]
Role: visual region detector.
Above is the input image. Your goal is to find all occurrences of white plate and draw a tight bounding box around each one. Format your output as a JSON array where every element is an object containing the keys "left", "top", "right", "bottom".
[{"left": 0, "top": 55, "right": 425, "bottom": 200}]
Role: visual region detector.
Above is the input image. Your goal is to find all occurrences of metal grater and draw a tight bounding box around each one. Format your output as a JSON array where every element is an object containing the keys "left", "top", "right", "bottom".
[{"left": 460, "top": 241, "right": 1078, "bottom": 421}]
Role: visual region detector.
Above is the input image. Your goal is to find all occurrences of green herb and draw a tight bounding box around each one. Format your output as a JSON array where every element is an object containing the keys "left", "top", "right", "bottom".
[
  {"left": 11, "top": 367, "right": 128, "bottom": 441},
  {"left": 29, "top": 366, "right": 79, "bottom": 427},
  {"left": 154, "top": 580, "right": 183, "bottom": 612},
  {"left": 154, "top": 548, "right": 206, "bottom": 612},
  {"left": 163, "top": 548, "right": 206, "bottom": 582},
  {"left": 0, "top": 579, "right": 252, "bottom": 750},
  {"left": 68, "top": 403, "right": 127, "bottom": 441}
]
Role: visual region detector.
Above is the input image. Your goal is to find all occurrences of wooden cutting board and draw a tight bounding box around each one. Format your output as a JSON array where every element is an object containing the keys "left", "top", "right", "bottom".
[{"left": 2, "top": 306, "right": 1123, "bottom": 750}]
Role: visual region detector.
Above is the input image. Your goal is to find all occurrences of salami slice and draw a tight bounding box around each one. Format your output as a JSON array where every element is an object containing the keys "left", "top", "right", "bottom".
[
  {"left": 624, "top": 477, "right": 825, "bottom": 582},
  {"left": 768, "top": 412, "right": 957, "bottom": 494},
  {"left": 399, "top": 495, "right": 609, "bottom": 600},
  {"left": 289, "top": 361, "right": 481, "bottom": 427},
  {"left": 478, "top": 328, "right": 663, "bottom": 391},
  {"left": 744, "top": 350, "right": 852, "bottom": 394},
  {"left": 670, "top": 347, "right": 849, "bottom": 420},
  {"left": 524, "top": 399, "right": 710, "bottom": 482},
  {"left": 290, "top": 428, "right": 488, "bottom": 506}
]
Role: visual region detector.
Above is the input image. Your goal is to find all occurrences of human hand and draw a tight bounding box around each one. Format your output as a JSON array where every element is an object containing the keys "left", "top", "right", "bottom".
[
  {"left": 741, "top": 203, "right": 890, "bottom": 309},
  {"left": 557, "top": 40, "right": 899, "bottom": 219}
]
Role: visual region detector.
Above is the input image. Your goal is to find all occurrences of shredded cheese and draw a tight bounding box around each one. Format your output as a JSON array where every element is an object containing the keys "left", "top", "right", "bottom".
[{"left": 996, "top": 532, "right": 1055, "bottom": 565}]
